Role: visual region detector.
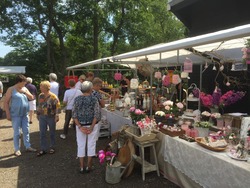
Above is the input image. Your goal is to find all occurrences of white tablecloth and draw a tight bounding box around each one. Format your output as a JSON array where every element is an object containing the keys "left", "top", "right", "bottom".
[
  {"left": 101, "top": 108, "right": 132, "bottom": 133},
  {"left": 240, "top": 116, "right": 250, "bottom": 138},
  {"left": 164, "top": 135, "right": 250, "bottom": 188}
]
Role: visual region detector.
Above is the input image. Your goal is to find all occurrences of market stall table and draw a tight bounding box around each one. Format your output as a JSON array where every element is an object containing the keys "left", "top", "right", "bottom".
[
  {"left": 163, "top": 135, "right": 250, "bottom": 188},
  {"left": 101, "top": 108, "right": 132, "bottom": 133}
]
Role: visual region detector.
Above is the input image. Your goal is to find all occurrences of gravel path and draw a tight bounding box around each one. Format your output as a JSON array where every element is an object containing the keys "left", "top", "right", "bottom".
[{"left": 0, "top": 113, "right": 180, "bottom": 188}]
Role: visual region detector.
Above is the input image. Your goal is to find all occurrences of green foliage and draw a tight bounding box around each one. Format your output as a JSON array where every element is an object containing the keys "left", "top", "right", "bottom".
[{"left": 0, "top": 0, "right": 186, "bottom": 92}]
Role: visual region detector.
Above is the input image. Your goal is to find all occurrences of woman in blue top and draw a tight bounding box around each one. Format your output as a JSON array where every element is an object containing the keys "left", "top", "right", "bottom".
[
  {"left": 4, "top": 74, "right": 37, "bottom": 156},
  {"left": 72, "top": 81, "right": 101, "bottom": 173}
]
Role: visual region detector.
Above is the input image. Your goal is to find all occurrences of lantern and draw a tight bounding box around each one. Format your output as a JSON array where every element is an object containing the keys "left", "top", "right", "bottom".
[
  {"left": 162, "top": 75, "right": 170, "bottom": 86},
  {"left": 184, "top": 58, "right": 193, "bottom": 73},
  {"left": 130, "top": 78, "right": 139, "bottom": 89},
  {"left": 154, "top": 71, "right": 162, "bottom": 79},
  {"left": 181, "top": 72, "right": 189, "bottom": 78},
  {"left": 114, "top": 72, "right": 122, "bottom": 81}
]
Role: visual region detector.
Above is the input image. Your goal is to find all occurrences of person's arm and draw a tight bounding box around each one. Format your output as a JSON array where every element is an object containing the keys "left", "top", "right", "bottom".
[
  {"left": 99, "top": 89, "right": 111, "bottom": 98},
  {"left": 0, "top": 82, "right": 3, "bottom": 94},
  {"left": 4, "top": 87, "right": 12, "bottom": 121},
  {"left": 22, "top": 87, "right": 34, "bottom": 101}
]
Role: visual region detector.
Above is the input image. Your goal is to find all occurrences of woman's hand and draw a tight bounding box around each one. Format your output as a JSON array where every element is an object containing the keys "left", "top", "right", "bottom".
[
  {"left": 80, "top": 127, "right": 92, "bottom": 134},
  {"left": 55, "top": 115, "right": 59, "bottom": 123}
]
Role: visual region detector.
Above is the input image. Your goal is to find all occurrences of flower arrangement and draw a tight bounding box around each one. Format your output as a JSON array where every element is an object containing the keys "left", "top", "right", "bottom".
[
  {"left": 162, "top": 100, "right": 184, "bottom": 118},
  {"left": 194, "top": 86, "right": 246, "bottom": 108},
  {"left": 129, "top": 107, "right": 146, "bottom": 123},
  {"left": 155, "top": 111, "right": 166, "bottom": 117},
  {"left": 98, "top": 150, "right": 117, "bottom": 166},
  {"left": 136, "top": 117, "right": 157, "bottom": 130}
]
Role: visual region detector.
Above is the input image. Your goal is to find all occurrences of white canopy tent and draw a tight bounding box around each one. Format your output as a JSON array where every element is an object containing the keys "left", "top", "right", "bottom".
[
  {"left": 67, "top": 24, "right": 250, "bottom": 70},
  {"left": 0, "top": 66, "right": 26, "bottom": 74}
]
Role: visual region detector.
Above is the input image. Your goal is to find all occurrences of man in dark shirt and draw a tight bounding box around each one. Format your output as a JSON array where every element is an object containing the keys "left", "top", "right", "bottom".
[{"left": 26, "top": 77, "right": 38, "bottom": 124}]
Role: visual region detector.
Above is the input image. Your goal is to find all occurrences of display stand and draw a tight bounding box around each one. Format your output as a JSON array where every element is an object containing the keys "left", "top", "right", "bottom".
[
  {"left": 186, "top": 83, "right": 200, "bottom": 111},
  {"left": 132, "top": 138, "right": 160, "bottom": 181},
  {"left": 99, "top": 122, "right": 111, "bottom": 138}
]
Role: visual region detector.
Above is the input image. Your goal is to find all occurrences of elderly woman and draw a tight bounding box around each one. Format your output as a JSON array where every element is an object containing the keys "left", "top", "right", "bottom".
[
  {"left": 4, "top": 74, "right": 37, "bottom": 156},
  {"left": 36, "top": 81, "right": 60, "bottom": 156},
  {"left": 72, "top": 81, "right": 101, "bottom": 173},
  {"left": 25, "top": 77, "right": 38, "bottom": 124}
]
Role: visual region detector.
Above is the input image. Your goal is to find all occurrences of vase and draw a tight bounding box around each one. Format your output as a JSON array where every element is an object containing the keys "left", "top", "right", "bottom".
[
  {"left": 210, "top": 107, "right": 219, "bottom": 113},
  {"left": 140, "top": 127, "right": 151, "bottom": 136},
  {"left": 196, "top": 127, "right": 209, "bottom": 137}
]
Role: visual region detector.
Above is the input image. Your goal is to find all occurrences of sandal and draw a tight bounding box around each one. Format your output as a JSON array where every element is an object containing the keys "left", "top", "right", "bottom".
[
  {"left": 49, "top": 148, "right": 55, "bottom": 154},
  {"left": 37, "top": 150, "right": 46, "bottom": 157}
]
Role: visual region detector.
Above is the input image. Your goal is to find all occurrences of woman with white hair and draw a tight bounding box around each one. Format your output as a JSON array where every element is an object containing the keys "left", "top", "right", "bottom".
[
  {"left": 75, "top": 74, "right": 86, "bottom": 91},
  {"left": 25, "top": 77, "right": 38, "bottom": 124},
  {"left": 72, "top": 81, "right": 101, "bottom": 173},
  {"left": 49, "top": 73, "right": 59, "bottom": 97}
]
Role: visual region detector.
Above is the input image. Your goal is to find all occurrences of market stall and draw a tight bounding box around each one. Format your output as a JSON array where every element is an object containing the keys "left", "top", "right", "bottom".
[{"left": 67, "top": 24, "right": 250, "bottom": 185}]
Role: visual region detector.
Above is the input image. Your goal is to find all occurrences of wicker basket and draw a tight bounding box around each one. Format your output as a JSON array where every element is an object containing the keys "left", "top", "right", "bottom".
[{"left": 160, "top": 127, "right": 185, "bottom": 137}]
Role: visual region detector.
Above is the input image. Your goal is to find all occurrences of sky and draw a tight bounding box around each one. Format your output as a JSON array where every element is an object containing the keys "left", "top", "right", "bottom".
[{"left": 0, "top": 41, "right": 13, "bottom": 58}]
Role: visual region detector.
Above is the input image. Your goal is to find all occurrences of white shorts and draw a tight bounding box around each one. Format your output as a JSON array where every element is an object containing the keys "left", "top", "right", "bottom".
[{"left": 28, "top": 100, "right": 36, "bottom": 111}]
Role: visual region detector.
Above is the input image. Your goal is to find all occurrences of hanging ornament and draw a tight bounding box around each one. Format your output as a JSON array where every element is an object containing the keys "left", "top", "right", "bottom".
[
  {"left": 154, "top": 71, "right": 162, "bottom": 79},
  {"left": 172, "top": 74, "right": 181, "bottom": 85},
  {"left": 114, "top": 72, "right": 122, "bottom": 81},
  {"left": 219, "top": 65, "right": 224, "bottom": 71},
  {"left": 226, "top": 77, "right": 230, "bottom": 86},
  {"left": 130, "top": 78, "right": 139, "bottom": 89},
  {"left": 212, "top": 63, "right": 217, "bottom": 71},
  {"left": 204, "top": 62, "right": 208, "bottom": 69},
  {"left": 183, "top": 57, "right": 193, "bottom": 73},
  {"left": 181, "top": 72, "right": 189, "bottom": 78},
  {"left": 231, "top": 64, "right": 235, "bottom": 71},
  {"left": 162, "top": 74, "right": 170, "bottom": 86}
]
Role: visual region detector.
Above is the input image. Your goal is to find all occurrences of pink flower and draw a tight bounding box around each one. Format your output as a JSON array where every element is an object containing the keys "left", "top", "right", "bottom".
[
  {"left": 163, "top": 100, "right": 173, "bottom": 106},
  {"left": 135, "top": 109, "right": 143, "bottom": 115},
  {"left": 165, "top": 105, "right": 171, "bottom": 111},
  {"left": 129, "top": 107, "right": 135, "bottom": 112},
  {"left": 176, "top": 102, "right": 184, "bottom": 109}
]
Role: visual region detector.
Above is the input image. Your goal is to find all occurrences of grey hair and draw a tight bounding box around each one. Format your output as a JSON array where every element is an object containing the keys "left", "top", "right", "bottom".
[
  {"left": 26, "top": 77, "right": 32, "bottom": 83},
  {"left": 81, "top": 81, "right": 93, "bottom": 93},
  {"left": 79, "top": 74, "right": 86, "bottom": 80},
  {"left": 49, "top": 73, "right": 57, "bottom": 81}
]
